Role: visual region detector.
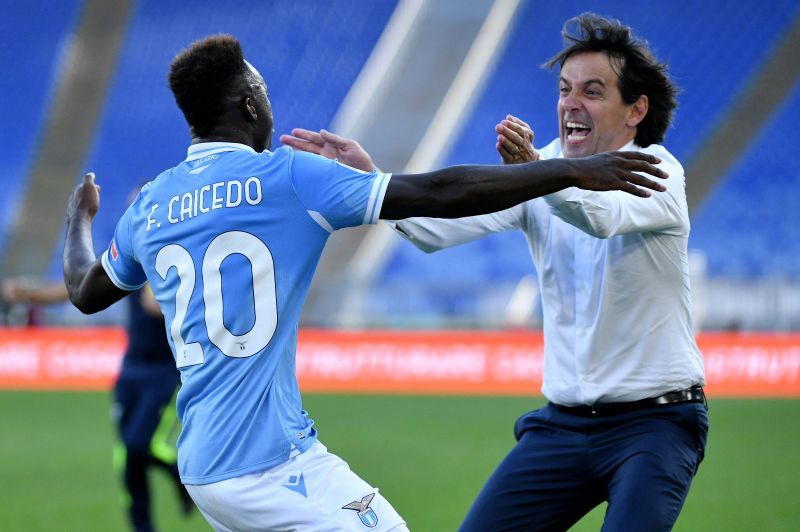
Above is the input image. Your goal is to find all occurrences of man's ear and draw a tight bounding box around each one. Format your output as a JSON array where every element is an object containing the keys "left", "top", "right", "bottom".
[
  {"left": 244, "top": 96, "right": 258, "bottom": 121},
  {"left": 627, "top": 94, "right": 648, "bottom": 128}
]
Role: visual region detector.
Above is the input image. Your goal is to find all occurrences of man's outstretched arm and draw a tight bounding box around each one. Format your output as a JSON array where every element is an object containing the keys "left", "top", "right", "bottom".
[
  {"left": 281, "top": 128, "right": 667, "bottom": 221},
  {"left": 63, "top": 173, "right": 130, "bottom": 314},
  {"left": 381, "top": 153, "right": 665, "bottom": 220},
  {"left": 495, "top": 115, "right": 688, "bottom": 237},
  {"left": 3, "top": 278, "right": 69, "bottom": 305}
]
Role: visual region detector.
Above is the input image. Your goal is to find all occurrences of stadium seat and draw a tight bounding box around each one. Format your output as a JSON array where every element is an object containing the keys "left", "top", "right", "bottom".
[
  {"left": 0, "top": 0, "right": 82, "bottom": 253},
  {"left": 691, "top": 80, "right": 800, "bottom": 276}
]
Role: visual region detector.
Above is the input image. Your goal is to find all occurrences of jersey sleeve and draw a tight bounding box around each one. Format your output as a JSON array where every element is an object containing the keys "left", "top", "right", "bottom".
[
  {"left": 288, "top": 150, "right": 391, "bottom": 231},
  {"left": 100, "top": 206, "right": 147, "bottom": 291}
]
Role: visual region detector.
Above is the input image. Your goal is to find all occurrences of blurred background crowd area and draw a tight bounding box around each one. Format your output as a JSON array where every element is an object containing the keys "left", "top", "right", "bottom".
[{"left": 2, "top": 0, "right": 799, "bottom": 331}]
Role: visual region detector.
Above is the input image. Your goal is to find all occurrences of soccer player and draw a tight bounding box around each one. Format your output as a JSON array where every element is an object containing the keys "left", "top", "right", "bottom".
[
  {"left": 1, "top": 278, "right": 191, "bottom": 531},
  {"left": 62, "top": 34, "right": 667, "bottom": 531},
  {"left": 283, "top": 13, "right": 707, "bottom": 531}
]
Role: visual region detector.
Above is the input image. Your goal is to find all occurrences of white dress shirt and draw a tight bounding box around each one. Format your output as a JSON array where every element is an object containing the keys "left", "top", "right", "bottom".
[{"left": 391, "top": 138, "right": 704, "bottom": 405}]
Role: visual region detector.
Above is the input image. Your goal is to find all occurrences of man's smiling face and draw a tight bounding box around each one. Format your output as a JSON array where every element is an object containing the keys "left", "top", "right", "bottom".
[{"left": 558, "top": 51, "right": 643, "bottom": 158}]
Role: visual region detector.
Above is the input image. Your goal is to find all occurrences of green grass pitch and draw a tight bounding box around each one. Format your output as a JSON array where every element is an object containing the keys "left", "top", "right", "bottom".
[{"left": 1, "top": 392, "right": 798, "bottom": 531}]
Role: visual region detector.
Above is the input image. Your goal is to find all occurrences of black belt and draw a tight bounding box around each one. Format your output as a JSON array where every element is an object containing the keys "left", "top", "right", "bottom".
[{"left": 552, "top": 386, "right": 706, "bottom": 417}]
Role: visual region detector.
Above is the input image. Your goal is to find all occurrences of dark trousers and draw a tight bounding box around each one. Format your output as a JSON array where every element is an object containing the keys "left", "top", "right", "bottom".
[
  {"left": 114, "top": 372, "right": 188, "bottom": 532},
  {"left": 460, "top": 401, "right": 709, "bottom": 532}
]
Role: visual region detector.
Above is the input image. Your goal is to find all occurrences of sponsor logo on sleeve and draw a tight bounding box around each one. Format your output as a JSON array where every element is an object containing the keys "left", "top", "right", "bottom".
[{"left": 110, "top": 240, "right": 119, "bottom": 261}]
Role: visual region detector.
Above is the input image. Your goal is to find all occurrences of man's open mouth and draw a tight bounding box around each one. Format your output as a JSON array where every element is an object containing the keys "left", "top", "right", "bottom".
[{"left": 565, "top": 121, "right": 591, "bottom": 142}]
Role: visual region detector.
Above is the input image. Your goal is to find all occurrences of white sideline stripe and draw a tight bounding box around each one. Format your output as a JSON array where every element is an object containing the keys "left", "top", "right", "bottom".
[
  {"left": 331, "top": 0, "right": 426, "bottom": 137},
  {"left": 308, "top": 210, "right": 334, "bottom": 233},
  {"left": 405, "top": 0, "right": 522, "bottom": 173}
]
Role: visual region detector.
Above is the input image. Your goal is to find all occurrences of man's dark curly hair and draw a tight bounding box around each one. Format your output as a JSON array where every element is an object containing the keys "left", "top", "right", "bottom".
[
  {"left": 545, "top": 13, "right": 678, "bottom": 147},
  {"left": 168, "top": 34, "right": 252, "bottom": 137}
]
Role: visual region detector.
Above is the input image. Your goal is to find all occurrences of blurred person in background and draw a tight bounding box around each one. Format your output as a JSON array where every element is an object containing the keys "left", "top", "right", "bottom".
[
  {"left": 60, "top": 33, "right": 667, "bottom": 532},
  {"left": 282, "top": 12, "right": 707, "bottom": 532},
  {"left": 1, "top": 278, "right": 192, "bottom": 532}
]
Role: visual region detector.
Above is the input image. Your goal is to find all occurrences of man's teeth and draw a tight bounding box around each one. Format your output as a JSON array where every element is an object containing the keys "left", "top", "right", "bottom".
[{"left": 566, "top": 121, "right": 590, "bottom": 141}]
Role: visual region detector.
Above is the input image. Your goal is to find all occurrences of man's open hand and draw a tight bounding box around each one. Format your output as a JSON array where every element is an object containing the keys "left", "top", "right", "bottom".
[
  {"left": 571, "top": 152, "right": 668, "bottom": 197},
  {"left": 280, "top": 129, "right": 376, "bottom": 172}
]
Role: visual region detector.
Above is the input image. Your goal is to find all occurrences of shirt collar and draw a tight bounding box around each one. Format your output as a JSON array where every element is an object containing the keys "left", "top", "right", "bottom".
[{"left": 185, "top": 142, "right": 257, "bottom": 162}]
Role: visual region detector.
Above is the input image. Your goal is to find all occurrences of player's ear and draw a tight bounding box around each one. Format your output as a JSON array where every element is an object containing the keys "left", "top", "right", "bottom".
[{"left": 243, "top": 95, "right": 258, "bottom": 122}]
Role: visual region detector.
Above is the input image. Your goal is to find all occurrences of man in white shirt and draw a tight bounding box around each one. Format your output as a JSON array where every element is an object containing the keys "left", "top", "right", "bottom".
[{"left": 282, "top": 12, "right": 707, "bottom": 531}]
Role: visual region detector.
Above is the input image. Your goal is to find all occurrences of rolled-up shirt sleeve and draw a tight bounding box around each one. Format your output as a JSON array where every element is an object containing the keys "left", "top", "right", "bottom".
[{"left": 544, "top": 143, "right": 689, "bottom": 238}]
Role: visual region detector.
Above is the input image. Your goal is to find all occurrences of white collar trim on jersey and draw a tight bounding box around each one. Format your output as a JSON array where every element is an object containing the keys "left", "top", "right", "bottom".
[{"left": 185, "top": 142, "right": 257, "bottom": 162}]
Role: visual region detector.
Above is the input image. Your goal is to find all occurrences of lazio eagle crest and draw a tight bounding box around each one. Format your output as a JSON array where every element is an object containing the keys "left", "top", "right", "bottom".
[{"left": 342, "top": 492, "right": 379, "bottom": 528}]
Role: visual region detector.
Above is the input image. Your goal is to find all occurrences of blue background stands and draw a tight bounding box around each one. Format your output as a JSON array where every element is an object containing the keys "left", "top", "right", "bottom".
[
  {"left": 77, "top": 0, "right": 396, "bottom": 261},
  {"left": 0, "top": 0, "right": 83, "bottom": 252},
  {"left": 377, "top": 0, "right": 800, "bottom": 322}
]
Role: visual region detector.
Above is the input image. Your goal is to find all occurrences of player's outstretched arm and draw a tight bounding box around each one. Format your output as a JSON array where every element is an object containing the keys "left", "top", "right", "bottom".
[
  {"left": 381, "top": 152, "right": 667, "bottom": 220},
  {"left": 281, "top": 128, "right": 667, "bottom": 219},
  {"left": 63, "top": 173, "right": 129, "bottom": 314},
  {"left": 2, "top": 278, "right": 69, "bottom": 305}
]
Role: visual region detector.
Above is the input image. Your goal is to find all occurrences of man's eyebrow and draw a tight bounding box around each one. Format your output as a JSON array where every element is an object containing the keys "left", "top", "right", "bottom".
[
  {"left": 559, "top": 76, "right": 606, "bottom": 87},
  {"left": 558, "top": 76, "right": 606, "bottom": 87},
  {"left": 584, "top": 78, "right": 606, "bottom": 87}
]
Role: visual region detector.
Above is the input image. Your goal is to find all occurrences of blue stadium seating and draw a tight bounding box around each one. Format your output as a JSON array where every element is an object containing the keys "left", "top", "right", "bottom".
[
  {"left": 58, "top": 0, "right": 397, "bottom": 266},
  {"left": 8, "top": 0, "right": 799, "bottom": 326},
  {"left": 691, "top": 80, "right": 800, "bottom": 276},
  {"left": 379, "top": 0, "right": 800, "bottom": 303},
  {"left": 0, "top": 0, "right": 82, "bottom": 253}
]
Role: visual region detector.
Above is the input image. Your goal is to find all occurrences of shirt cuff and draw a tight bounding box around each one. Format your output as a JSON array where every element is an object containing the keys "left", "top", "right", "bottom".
[
  {"left": 363, "top": 172, "right": 392, "bottom": 225},
  {"left": 101, "top": 250, "right": 147, "bottom": 292}
]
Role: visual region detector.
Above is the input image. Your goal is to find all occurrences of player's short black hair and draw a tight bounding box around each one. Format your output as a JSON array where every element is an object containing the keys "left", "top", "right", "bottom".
[
  {"left": 545, "top": 13, "right": 678, "bottom": 147},
  {"left": 168, "top": 34, "right": 252, "bottom": 137}
]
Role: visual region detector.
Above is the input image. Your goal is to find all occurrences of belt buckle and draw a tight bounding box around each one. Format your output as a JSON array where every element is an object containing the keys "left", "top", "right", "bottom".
[{"left": 697, "top": 386, "right": 708, "bottom": 409}]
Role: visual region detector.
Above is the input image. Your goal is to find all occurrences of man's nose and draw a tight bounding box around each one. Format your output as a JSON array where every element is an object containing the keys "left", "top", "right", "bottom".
[{"left": 561, "top": 93, "right": 581, "bottom": 111}]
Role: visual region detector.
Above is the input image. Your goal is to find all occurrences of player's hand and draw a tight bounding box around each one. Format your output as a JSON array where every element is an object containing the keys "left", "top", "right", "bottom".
[
  {"left": 2, "top": 278, "right": 29, "bottom": 303},
  {"left": 496, "top": 115, "right": 538, "bottom": 165},
  {"left": 280, "top": 129, "right": 377, "bottom": 172},
  {"left": 571, "top": 151, "right": 668, "bottom": 197},
  {"left": 66, "top": 172, "right": 100, "bottom": 221}
]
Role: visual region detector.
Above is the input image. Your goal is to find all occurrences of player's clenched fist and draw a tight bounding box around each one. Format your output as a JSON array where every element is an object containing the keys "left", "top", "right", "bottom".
[{"left": 67, "top": 172, "right": 100, "bottom": 220}]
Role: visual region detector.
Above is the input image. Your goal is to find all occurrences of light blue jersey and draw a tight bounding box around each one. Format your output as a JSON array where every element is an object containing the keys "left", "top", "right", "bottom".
[{"left": 101, "top": 142, "right": 391, "bottom": 484}]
